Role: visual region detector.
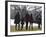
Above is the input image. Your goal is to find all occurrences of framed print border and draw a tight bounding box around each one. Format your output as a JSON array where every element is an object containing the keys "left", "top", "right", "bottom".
[{"left": 5, "top": 1, "right": 45, "bottom": 36}]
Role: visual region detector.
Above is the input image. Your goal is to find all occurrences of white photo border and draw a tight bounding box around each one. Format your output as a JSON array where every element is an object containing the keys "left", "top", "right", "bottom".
[{"left": 5, "top": 1, "right": 45, "bottom": 36}]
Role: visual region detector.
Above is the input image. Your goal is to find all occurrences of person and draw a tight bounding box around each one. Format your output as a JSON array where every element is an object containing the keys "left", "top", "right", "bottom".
[
  {"left": 21, "top": 16, "right": 24, "bottom": 30},
  {"left": 14, "top": 12, "right": 20, "bottom": 30},
  {"left": 36, "top": 14, "right": 41, "bottom": 29},
  {"left": 29, "top": 14, "right": 33, "bottom": 30},
  {"left": 38, "top": 16, "right": 41, "bottom": 29},
  {"left": 25, "top": 13, "right": 29, "bottom": 30}
]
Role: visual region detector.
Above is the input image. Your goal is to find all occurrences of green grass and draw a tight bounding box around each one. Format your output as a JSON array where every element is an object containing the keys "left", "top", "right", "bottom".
[{"left": 10, "top": 25, "right": 42, "bottom": 32}]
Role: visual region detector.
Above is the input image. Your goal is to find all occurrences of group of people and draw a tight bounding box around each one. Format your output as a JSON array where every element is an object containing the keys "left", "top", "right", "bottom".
[{"left": 14, "top": 12, "right": 41, "bottom": 30}]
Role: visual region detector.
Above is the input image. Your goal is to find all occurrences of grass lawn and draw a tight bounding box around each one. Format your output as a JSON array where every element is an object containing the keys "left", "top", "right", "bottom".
[{"left": 10, "top": 25, "right": 42, "bottom": 32}]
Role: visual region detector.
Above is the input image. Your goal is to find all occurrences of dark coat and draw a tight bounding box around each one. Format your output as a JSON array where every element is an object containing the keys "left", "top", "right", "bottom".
[
  {"left": 14, "top": 13, "right": 20, "bottom": 24},
  {"left": 21, "top": 17, "right": 24, "bottom": 25},
  {"left": 38, "top": 17, "right": 41, "bottom": 24},
  {"left": 25, "top": 14, "right": 29, "bottom": 22},
  {"left": 36, "top": 16, "right": 41, "bottom": 24},
  {"left": 29, "top": 15, "right": 33, "bottom": 23}
]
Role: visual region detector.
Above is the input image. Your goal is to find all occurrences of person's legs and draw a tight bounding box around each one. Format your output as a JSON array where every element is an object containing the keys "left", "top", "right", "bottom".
[
  {"left": 21, "top": 24, "right": 23, "bottom": 30},
  {"left": 30, "top": 23, "right": 33, "bottom": 30},
  {"left": 15, "top": 24, "right": 17, "bottom": 30},
  {"left": 38, "top": 23, "right": 40, "bottom": 29},
  {"left": 29, "top": 22, "right": 31, "bottom": 30},
  {"left": 31, "top": 23, "right": 33, "bottom": 30},
  {"left": 26, "top": 22, "right": 28, "bottom": 30},
  {"left": 18, "top": 23, "right": 20, "bottom": 30}
]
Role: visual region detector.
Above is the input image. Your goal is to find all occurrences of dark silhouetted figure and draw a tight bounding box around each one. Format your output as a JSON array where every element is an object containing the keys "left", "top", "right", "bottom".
[
  {"left": 38, "top": 17, "right": 41, "bottom": 29},
  {"left": 29, "top": 14, "right": 33, "bottom": 30},
  {"left": 29, "top": 14, "right": 33, "bottom": 24},
  {"left": 21, "top": 17, "right": 24, "bottom": 30},
  {"left": 25, "top": 13, "right": 29, "bottom": 30},
  {"left": 36, "top": 14, "right": 41, "bottom": 29},
  {"left": 14, "top": 12, "right": 20, "bottom": 30}
]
